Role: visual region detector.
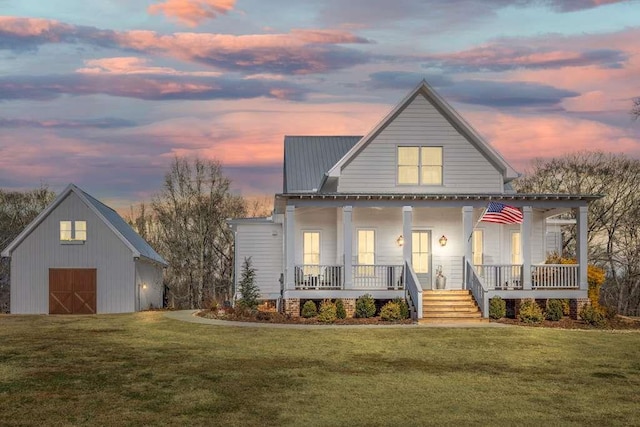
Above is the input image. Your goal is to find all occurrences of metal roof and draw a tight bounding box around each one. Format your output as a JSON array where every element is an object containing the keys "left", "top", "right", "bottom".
[
  {"left": 81, "top": 190, "right": 167, "bottom": 266},
  {"left": 283, "top": 136, "right": 361, "bottom": 193}
]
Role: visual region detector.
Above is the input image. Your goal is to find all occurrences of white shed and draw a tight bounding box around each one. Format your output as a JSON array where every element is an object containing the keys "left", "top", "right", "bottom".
[{"left": 1, "top": 184, "right": 167, "bottom": 314}]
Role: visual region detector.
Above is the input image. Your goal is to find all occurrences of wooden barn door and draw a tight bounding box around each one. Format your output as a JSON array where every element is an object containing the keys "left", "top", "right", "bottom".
[{"left": 49, "top": 269, "right": 97, "bottom": 314}]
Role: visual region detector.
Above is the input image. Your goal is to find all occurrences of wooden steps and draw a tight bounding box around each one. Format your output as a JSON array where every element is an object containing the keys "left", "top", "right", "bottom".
[{"left": 419, "top": 290, "right": 488, "bottom": 324}]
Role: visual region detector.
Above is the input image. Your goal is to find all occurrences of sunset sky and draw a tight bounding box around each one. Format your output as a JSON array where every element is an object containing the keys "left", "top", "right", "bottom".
[{"left": 1, "top": 0, "right": 639, "bottom": 210}]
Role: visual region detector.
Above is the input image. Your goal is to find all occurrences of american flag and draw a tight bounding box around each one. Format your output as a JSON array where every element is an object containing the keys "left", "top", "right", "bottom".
[{"left": 480, "top": 202, "right": 523, "bottom": 224}]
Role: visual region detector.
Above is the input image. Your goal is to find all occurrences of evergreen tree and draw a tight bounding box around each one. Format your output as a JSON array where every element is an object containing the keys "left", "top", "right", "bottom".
[{"left": 236, "top": 257, "right": 260, "bottom": 309}]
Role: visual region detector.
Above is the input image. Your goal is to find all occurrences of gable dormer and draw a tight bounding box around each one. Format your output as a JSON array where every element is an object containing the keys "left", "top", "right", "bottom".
[{"left": 325, "top": 81, "right": 519, "bottom": 194}]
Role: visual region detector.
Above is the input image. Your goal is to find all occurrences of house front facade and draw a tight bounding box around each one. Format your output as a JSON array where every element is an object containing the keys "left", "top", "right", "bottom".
[{"left": 229, "top": 81, "right": 597, "bottom": 321}]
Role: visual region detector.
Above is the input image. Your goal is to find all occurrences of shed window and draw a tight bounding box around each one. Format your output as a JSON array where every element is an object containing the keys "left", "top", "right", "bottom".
[
  {"left": 60, "top": 221, "right": 87, "bottom": 242},
  {"left": 397, "top": 146, "right": 443, "bottom": 185}
]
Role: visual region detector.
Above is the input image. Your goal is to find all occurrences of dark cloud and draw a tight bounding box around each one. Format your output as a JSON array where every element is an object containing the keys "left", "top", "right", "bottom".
[
  {"left": 365, "top": 71, "right": 453, "bottom": 90},
  {"left": 422, "top": 46, "right": 627, "bottom": 72},
  {"left": 0, "top": 74, "right": 309, "bottom": 101},
  {"left": 440, "top": 80, "right": 580, "bottom": 107},
  {"left": 0, "top": 117, "right": 137, "bottom": 129},
  {"left": 0, "top": 17, "right": 372, "bottom": 75}
]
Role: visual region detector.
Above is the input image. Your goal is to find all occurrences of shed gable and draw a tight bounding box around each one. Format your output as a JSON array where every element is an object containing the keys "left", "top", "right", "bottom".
[{"left": 338, "top": 92, "right": 504, "bottom": 194}]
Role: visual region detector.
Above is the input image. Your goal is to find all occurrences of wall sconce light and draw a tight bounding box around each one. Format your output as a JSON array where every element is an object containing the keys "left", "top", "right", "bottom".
[
  {"left": 141, "top": 283, "right": 148, "bottom": 290},
  {"left": 439, "top": 235, "right": 448, "bottom": 247},
  {"left": 396, "top": 235, "right": 404, "bottom": 247}
]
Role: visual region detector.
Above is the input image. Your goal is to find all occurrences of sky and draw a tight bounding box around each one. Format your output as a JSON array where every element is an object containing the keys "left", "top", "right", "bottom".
[{"left": 1, "top": 0, "right": 639, "bottom": 210}]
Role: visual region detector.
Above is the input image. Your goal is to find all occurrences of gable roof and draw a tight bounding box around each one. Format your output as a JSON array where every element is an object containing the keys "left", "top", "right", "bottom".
[
  {"left": 283, "top": 136, "right": 361, "bottom": 193},
  {"left": 1, "top": 184, "right": 167, "bottom": 266},
  {"left": 325, "top": 80, "right": 519, "bottom": 183}
]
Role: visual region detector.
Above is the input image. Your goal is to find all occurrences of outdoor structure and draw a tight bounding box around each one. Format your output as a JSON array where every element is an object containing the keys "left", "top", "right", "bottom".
[
  {"left": 228, "top": 81, "right": 598, "bottom": 321},
  {"left": 1, "top": 184, "right": 167, "bottom": 314}
]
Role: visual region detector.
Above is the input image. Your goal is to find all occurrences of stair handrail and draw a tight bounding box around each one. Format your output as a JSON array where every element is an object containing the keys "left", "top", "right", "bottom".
[
  {"left": 404, "top": 261, "right": 423, "bottom": 320},
  {"left": 465, "top": 259, "right": 488, "bottom": 318}
]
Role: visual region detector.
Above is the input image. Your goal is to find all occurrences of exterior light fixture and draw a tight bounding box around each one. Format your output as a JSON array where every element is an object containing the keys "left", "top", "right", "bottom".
[
  {"left": 439, "top": 235, "right": 448, "bottom": 247},
  {"left": 396, "top": 235, "right": 404, "bottom": 247},
  {"left": 141, "top": 284, "right": 148, "bottom": 290}
]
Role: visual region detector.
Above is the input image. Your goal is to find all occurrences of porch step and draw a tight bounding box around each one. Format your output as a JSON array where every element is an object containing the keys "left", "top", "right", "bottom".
[{"left": 420, "top": 290, "right": 487, "bottom": 324}]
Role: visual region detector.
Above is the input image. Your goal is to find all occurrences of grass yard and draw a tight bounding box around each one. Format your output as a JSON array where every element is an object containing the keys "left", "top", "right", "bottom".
[{"left": 1, "top": 313, "right": 639, "bottom": 426}]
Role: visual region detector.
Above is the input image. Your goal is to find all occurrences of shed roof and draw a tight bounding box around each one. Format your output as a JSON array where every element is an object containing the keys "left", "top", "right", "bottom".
[
  {"left": 283, "top": 136, "right": 361, "bottom": 193},
  {"left": 1, "top": 184, "right": 167, "bottom": 266}
]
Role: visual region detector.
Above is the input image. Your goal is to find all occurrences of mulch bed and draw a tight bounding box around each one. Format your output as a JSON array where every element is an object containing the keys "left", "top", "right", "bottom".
[
  {"left": 495, "top": 316, "right": 640, "bottom": 330},
  {"left": 197, "top": 309, "right": 413, "bottom": 325}
]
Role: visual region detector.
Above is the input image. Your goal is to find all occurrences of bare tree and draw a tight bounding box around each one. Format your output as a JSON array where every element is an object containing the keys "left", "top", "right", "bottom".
[
  {"left": 149, "top": 157, "right": 245, "bottom": 309},
  {"left": 243, "top": 194, "right": 273, "bottom": 218},
  {"left": 632, "top": 97, "right": 640, "bottom": 120},
  {"left": 515, "top": 151, "right": 640, "bottom": 315},
  {"left": 0, "top": 185, "right": 56, "bottom": 312}
]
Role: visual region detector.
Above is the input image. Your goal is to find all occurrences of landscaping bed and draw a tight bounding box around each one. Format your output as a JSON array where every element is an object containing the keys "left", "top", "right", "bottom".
[
  {"left": 197, "top": 308, "right": 413, "bottom": 325},
  {"left": 495, "top": 315, "right": 640, "bottom": 330}
]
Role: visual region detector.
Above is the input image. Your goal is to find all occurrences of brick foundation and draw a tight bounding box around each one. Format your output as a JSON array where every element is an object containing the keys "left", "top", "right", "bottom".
[
  {"left": 342, "top": 298, "right": 356, "bottom": 318},
  {"left": 570, "top": 298, "right": 590, "bottom": 320},
  {"left": 284, "top": 298, "right": 300, "bottom": 318}
]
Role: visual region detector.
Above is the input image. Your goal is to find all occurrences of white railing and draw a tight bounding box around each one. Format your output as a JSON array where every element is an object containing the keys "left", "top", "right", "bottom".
[
  {"left": 404, "top": 261, "right": 422, "bottom": 320},
  {"left": 294, "top": 265, "right": 343, "bottom": 289},
  {"left": 532, "top": 264, "right": 579, "bottom": 289},
  {"left": 466, "top": 261, "right": 488, "bottom": 317},
  {"left": 474, "top": 264, "right": 523, "bottom": 290},
  {"left": 352, "top": 264, "right": 404, "bottom": 290}
]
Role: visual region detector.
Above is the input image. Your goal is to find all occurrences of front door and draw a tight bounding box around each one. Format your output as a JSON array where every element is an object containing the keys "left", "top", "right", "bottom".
[{"left": 412, "top": 230, "right": 432, "bottom": 288}]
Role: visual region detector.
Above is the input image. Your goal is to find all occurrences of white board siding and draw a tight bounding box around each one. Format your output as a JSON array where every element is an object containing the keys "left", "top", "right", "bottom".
[
  {"left": 338, "top": 94, "right": 503, "bottom": 194},
  {"left": 10, "top": 191, "right": 135, "bottom": 314},
  {"left": 295, "top": 208, "right": 338, "bottom": 266},
  {"left": 136, "top": 259, "right": 164, "bottom": 310},
  {"left": 235, "top": 222, "right": 283, "bottom": 300}
]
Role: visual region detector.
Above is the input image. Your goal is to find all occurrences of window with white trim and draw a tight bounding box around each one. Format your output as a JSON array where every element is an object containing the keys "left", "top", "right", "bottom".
[
  {"left": 472, "top": 230, "right": 484, "bottom": 266},
  {"left": 60, "top": 221, "right": 87, "bottom": 242},
  {"left": 397, "top": 146, "right": 443, "bottom": 185},
  {"left": 357, "top": 229, "right": 375, "bottom": 276},
  {"left": 303, "top": 231, "right": 320, "bottom": 275},
  {"left": 412, "top": 231, "right": 431, "bottom": 274}
]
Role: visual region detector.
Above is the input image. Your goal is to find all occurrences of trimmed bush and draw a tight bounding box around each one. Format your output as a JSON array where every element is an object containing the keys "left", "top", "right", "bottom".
[
  {"left": 317, "top": 300, "right": 337, "bottom": 323},
  {"left": 518, "top": 299, "right": 544, "bottom": 324},
  {"left": 380, "top": 301, "right": 403, "bottom": 321},
  {"left": 546, "top": 299, "right": 564, "bottom": 321},
  {"left": 335, "top": 299, "right": 347, "bottom": 319},
  {"left": 301, "top": 300, "right": 317, "bottom": 318},
  {"left": 489, "top": 296, "right": 506, "bottom": 319},
  {"left": 579, "top": 305, "right": 606, "bottom": 327},
  {"left": 392, "top": 297, "right": 410, "bottom": 319},
  {"left": 355, "top": 294, "right": 376, "bottom": 318}
]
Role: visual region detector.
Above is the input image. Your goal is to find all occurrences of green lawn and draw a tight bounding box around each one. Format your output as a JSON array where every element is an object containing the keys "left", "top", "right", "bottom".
[{"left": 1, "top": 313, "right": 639, "bottom": 426}]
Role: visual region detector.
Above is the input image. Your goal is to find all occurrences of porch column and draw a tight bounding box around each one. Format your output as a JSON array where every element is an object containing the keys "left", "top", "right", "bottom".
[
  {"left": 577, "top": 206, "right": 588, "bottom": 291},
  {"left": 285, "top": 205, "right": 295, "bottom": 290},
  {"left": 521, "top": 206, "right": 532, "bottom": 290},
  {"left": 462, "top": 206, "right": 473, "bottom": 268},
  {"left": 402, "top": 206, "right": 413, "bottom": 264},
  {"left": 343, "top": 206, "right": 353, "bottom": 289}
]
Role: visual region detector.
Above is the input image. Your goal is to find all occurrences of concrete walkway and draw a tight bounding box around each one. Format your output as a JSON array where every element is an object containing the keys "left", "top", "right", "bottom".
[{"left": 164, "top": 310, "right": 512, "bottom": 329}]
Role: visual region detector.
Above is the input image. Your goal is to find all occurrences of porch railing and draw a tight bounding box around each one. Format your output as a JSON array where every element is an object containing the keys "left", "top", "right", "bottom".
[
  {"left": 353, "top": 264, "right": 404, "bottom": 290},
  {"left": 474, "top": 264, "right": 523, "bottom": 290},
  {"left": 532, "top": 264, "right": 579, "bottom": 289},
  {"left": 404, "top": 261, "right": 422, "bottom": 320},
  {"left": 466, "top": 260, "right": 488, "bottom": 316},
  {"left": 294, "top": 265, "right": 343, "bottom": 289}
]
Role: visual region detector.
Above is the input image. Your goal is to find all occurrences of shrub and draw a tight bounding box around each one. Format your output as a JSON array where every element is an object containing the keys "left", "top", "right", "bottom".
[
  {"left": 317, "top": 300, "right": 337, "bottom": 323},
  {"left": 546, "top": 299, "right": 564, "bottom": 321},
  {"left": 380, "top": 301, "right": 403, "bottom": 321},
  {"left": 335, "top": 299, "right": 347, "bottom": 319},
  {"left": 489, "top": 296, "right": 506, "bottom": 319},
  {"left": 301, "top": 300, "right": 317, "bottom": 318},
  {"left": 561, "top": 299, "right": 571, "bottom": 316},
  {"left": 579, "top": 305, "right": 606, "bottom": 327},
  {"left": 518, "top": 299, "right": 544, "bottom": 324},
  {"left": 236, "top": 257, "right": 260, "bottom": 310},
  {"left": 392, "top": 297, "right": 410, "bottom": 319},
  {"left": 355, "top": 294, "right": 376, "bottom": 318},
  {"left": 602, "top": 305, "right": 618, "bottom": 320}
]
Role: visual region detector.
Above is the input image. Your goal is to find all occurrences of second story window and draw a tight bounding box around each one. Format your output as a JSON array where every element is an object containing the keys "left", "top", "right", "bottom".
[
  {"left": 397, "top": 146, "right": 443, "bottom": 185},
  {"left": 60, "top": 221, "right": 87, "bottom": 242}
]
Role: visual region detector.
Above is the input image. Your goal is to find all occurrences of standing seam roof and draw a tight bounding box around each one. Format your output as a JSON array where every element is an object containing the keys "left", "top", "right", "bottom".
[{"left": 284, "top": 136, "right": 361, "bottom": 193}]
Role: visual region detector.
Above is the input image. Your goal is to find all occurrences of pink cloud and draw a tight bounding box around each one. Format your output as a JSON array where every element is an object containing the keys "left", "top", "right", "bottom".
[
  {"left": 148, "top": 0, "right": 236, "bottom": 27},
  {"left": 77, "top": 57, "right": 222, "bottom": 76}
]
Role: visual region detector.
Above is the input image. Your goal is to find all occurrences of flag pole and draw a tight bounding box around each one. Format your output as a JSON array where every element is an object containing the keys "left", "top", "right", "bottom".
[{"left": 468, "top": 205, "right": 488, "bottom": 242}]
